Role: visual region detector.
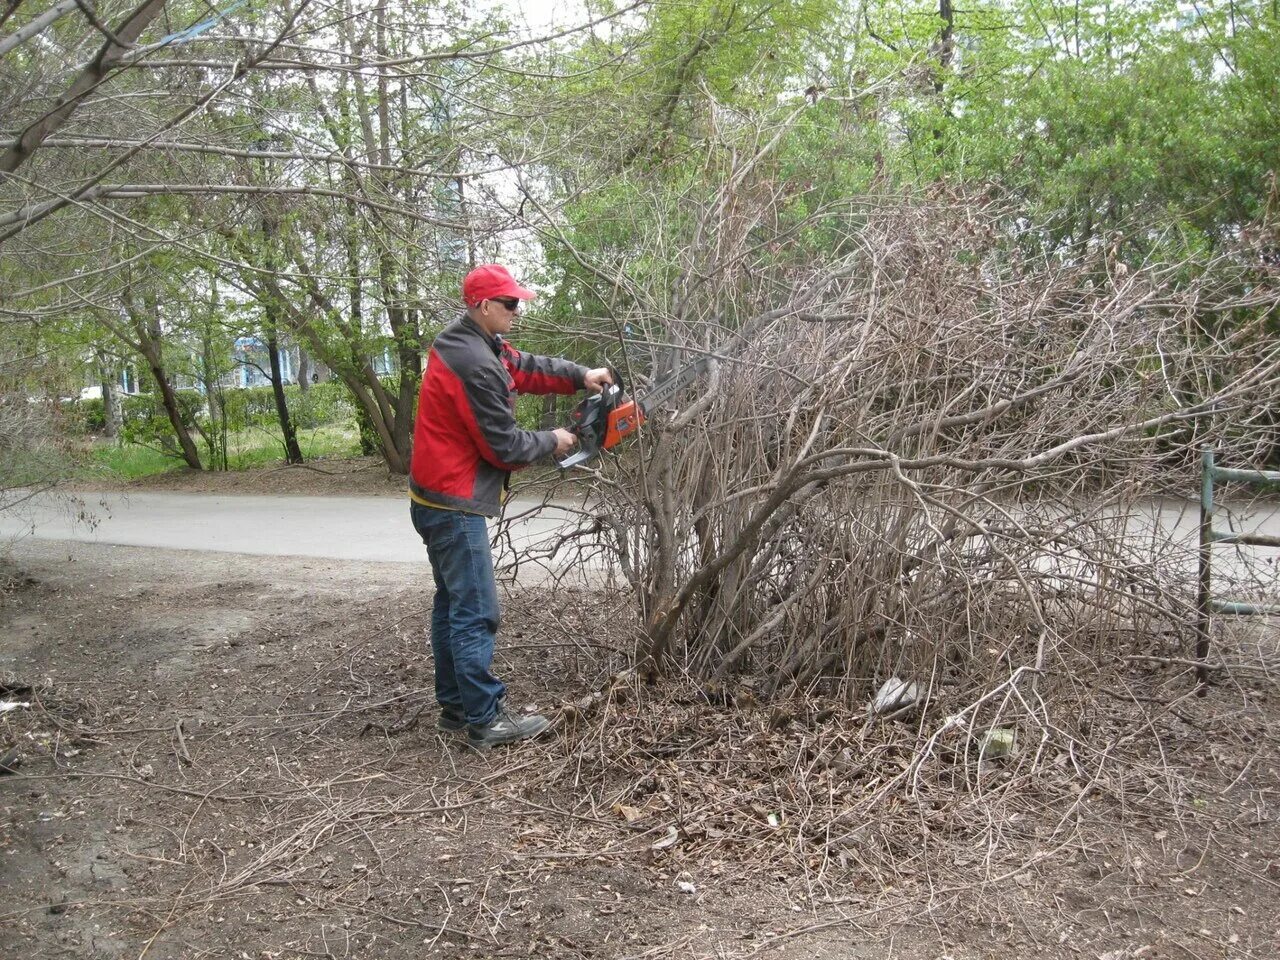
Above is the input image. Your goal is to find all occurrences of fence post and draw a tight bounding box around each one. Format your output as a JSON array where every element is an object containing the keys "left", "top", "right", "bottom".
[{"left": 1196, "top": 447, "right": 1214, "bottom": 693}]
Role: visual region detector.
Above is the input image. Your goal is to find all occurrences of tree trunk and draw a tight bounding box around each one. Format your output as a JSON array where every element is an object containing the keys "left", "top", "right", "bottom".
[
  {"left": 375, "top": 0, "right": 419, "bottom": 468},
  {"left": 145, "top": 355, "right": 202, "bottom": 469},
  {"left": 199, "top": 283, "right": 228, "bottom": 470},
  {"left": 931, "top": 0, "right": 955, "bottom": 151},
  {"left": 127, "top": 295, "right": 203, "bottom": 469},
  {"left": 936, "top": 0, "right": 954, "bottom": 94},
  {"left": 267, "top": 331, "right": 303, "bottom": 464},
  {"left": 638, "top": 453, "right": 680, "bottom": 673},
  {"left": 297, "top": 348, "right": 311, "bottom": 393},
  {"left": 200, "top": 354, "right": 228, "bottom": 472},
  {"left": 260, "top": 208, "right": 303, "bottom": 466},
  {"left": 97, "top": 350, "right": 121, "bottom": 439}
]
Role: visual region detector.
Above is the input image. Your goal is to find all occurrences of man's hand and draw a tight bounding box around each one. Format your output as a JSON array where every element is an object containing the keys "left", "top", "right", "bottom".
[
  {"left": 551, "top": 428, "right": 577, "bottom": 457},
  {"left": 583, "top": 368, "right": 614, "bottom": 394}
]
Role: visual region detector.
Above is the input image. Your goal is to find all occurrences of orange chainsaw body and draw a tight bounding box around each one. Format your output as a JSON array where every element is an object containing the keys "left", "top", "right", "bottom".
[
  {"left": 603, "top": 400, "right": 645, "bottom": 450},
  {"left": 558, "top": 357, "right": 708, "bottom": 469}
]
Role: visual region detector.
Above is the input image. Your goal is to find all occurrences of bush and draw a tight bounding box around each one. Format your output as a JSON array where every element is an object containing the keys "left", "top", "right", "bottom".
[
  {"left": 77, "top": 397, "right": 106, "bottom": 434},
  {"left": 218, "top": 386, "right": 272, "bottom": 431},
  {"left": 59, "top": 395, "right": 116, "bottom": 436},
  {"left": 219, "top": 381, "right": 355, "bottom": 432},
  {"left": 292, "top": 381, "right": 354, "bottom": 429},
  {"left": 1, "top": 394, "right": 71, "bottom": 495},
  {"left": 65, "top": 381, "right": 358, "bottom": 447},
  {"left": 66, "top": 376, "right": 379, "bottom": 468},
  {"left": 119, "top": 390, "right": 203, "bottom": 448}
]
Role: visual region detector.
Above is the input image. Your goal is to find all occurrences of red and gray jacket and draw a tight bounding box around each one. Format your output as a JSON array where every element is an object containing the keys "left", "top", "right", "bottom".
[{"left": 409, "top": 315, "right": 586, "bottom": 517}]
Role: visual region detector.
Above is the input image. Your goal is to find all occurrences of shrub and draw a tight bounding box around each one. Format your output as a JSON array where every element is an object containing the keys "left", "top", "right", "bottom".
[
  {"left": 218, "top": 386, "right": 274, "bottom": 431},
  {"left": 219, "top": 382, "right": 355, "bottom": 432},
  {"left": 76, "top": 397, "right": 106, "bottom": 434},
  {"left": 119, "top": 390, "right": 203, "bottom": 448},
  {"left": 292, "top": 381, "right": 354, "bottom": 429},
  {"left": 1, "top": 394, "right": 70, "bottom": 495}
]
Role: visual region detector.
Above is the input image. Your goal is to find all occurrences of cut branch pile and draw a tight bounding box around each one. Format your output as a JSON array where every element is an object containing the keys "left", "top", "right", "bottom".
[{"left": 506, "top": 190, "right": 1280, "bottom": 719}]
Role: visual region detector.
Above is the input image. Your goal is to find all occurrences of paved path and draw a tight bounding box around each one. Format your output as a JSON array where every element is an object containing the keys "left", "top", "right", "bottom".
[
  {"left": 0, "top": 490, "right": 579, "bottom": 565},
  {"left": 3, "top": 490, "right": 1277, "bottom": 589}
]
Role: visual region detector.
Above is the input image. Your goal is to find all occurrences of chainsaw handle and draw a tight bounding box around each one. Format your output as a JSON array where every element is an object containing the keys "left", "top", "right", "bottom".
[{"left": 556, "top": 366, "right": 628, "bottom": 468}]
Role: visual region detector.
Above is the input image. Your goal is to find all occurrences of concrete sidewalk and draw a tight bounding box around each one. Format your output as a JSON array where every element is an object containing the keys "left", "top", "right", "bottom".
[{"left": 0, "top": 490, "right": 580, "bottom": 564}]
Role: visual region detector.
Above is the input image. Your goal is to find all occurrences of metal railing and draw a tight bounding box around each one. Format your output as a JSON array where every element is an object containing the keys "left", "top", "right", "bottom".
[{"left": 1196, "top": 447, "right": 1280, "bottom": 690}]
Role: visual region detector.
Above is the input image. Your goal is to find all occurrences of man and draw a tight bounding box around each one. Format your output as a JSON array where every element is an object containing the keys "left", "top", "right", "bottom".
[{"left": 408, "top": 264, "right": 612, "bottom": 749}]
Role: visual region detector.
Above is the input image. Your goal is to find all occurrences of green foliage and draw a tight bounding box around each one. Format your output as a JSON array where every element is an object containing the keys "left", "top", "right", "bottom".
[
  {"left": 87, "top": 441, "right": 182, "bottom": 480},
  {"left": 119, "top": 391, "right": 204, "bottom": 449},
  {"left": 514, "top": 392, "right": 579, "bottom": 432},
  {"left": 895, "top": 0, "right": 1280, "bottom": 255},
  {"left": 638, "top": 0, "right": 831, "bottom": 106},
  {"left": 67, "top": 381, "right": 355, "bottom": 442},
  {"left": 541, "top": 0, "right": 1278, "bottom": 291},
  {"left": 8, "top": 0, "right": 1277, "bottom": 485},
  {"left": 77, "top": 397, "right": 107, "bottom": 434},
  {"left": 83, "top": 424, "right": 361, "bottom": 480},
  {"left": 292, "top": 382, "right": 356, "bottom": 430},
  {"left": 224, "top": 424, "right": 360, "bottom": 469},
  {"left": 218, "top": 382, "right": 354, "bottom": 432},
  {"left": 62, "top": 377, "right": 363, "bottom": 477}
]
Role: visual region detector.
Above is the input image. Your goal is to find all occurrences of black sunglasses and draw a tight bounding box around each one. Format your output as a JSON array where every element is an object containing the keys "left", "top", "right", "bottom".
[{"left": 490, "top": 297, "right": 521, "bottom": 311}]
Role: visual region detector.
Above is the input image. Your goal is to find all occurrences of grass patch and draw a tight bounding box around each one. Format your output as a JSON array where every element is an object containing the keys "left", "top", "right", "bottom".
[
  {"left": 85, "top": 442, "right": 182, "bottom": 481},
  {"left": 226, "top": 424, "right": 360, "bottom": 469},
  {"left": 78, "top": 423, "right": 362, "bottom": 481}
]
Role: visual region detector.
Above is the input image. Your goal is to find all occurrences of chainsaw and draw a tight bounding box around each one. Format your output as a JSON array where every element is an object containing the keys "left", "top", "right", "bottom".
[{"left": 557, "top": 357, "right": 710, "bottom": 469}]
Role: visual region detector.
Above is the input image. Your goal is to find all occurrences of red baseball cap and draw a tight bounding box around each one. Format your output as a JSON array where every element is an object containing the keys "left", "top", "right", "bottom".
[{"left": 462, "top": 264, "right": 536, "bottom": 307}]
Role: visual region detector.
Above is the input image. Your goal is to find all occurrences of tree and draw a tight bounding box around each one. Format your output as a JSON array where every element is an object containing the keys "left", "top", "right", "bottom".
[{"left": 3, "top": 0, "right": 648, "bottom": 472}]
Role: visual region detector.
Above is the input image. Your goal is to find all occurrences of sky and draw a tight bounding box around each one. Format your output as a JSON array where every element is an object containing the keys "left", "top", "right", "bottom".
[
  {"left": 465, "top": 0, "right": 607, "bottom": 286},
  {"left": 483, "top": 0, "right": 591, "bottom": 35}
]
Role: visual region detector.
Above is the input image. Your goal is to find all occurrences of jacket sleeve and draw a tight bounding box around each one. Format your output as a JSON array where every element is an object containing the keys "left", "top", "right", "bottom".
[
  {"left": 501, "top": 341, "right": 586, "bottom": 395},
  {"left": 459, "top": 363, "right": 557, "bottom": 469}
]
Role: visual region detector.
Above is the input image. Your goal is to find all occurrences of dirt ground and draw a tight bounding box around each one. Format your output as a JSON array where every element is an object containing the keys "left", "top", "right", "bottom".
[{"left": 3, "top": 528, "right": 1280, "bottom": 959}]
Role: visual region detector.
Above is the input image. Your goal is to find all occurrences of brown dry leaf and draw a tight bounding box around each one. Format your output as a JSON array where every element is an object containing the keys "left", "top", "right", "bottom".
[{"left": 614, "top": 803, "right": 645, "bottom": 824}]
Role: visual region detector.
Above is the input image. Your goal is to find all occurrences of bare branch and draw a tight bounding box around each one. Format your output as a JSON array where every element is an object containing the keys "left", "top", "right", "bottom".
[
  {"left": 0, "top": 0, "right": 169, "bottom": 174},
  {"left": 0, "top": 0, "right": 78, "bottom": 58}
]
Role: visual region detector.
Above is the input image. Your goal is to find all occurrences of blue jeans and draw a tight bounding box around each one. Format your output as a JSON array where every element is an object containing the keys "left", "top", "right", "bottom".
[{"left": 410, "top": 503, "right": 506, "bottom": 725}]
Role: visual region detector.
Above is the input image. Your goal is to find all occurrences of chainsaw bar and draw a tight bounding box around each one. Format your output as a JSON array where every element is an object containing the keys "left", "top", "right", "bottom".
[{"left": 634, "top": 356, "right": 709, "bottom": 418}]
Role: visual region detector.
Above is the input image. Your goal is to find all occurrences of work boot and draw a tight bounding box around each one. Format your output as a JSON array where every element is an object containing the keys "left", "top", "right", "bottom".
[
  {"left": 467, "top": 705, "right": 551, "bottom": 750},
  {"left": 438, "top": 696, "right": 506, "bottom": 734},
  {"left": 436, "top": 707, "right": 467, "bottom": 732}
]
